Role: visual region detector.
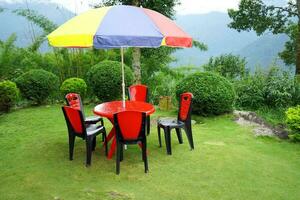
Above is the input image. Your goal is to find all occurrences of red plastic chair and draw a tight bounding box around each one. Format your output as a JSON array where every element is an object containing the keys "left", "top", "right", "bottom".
[
  {"left": 65, "top": 93, "right": 103, "bottom": 126},
  {"left": 128, "top": 84, "right": 149, "bottom": 102},
  {"left": 113, "top": 111, "right": 148, "bottom": 174},
  {"left": 157, "top": 92, "right": 194, "bottom": 155},
  {"left": 62, "top": 106, "right": 107, "bottom": 166},
  {"left": 128, "top": 84, "right": 151, "bottom": 135}
]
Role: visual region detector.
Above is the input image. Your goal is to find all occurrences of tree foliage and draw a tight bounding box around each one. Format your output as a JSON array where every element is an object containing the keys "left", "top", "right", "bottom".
[
  {"left": 228, "top": 0, "right": 299, "bottom": 73},
  {"left": 203, "top": 54, "right": 247, "bottom": 80},
  {"left": 228, "top": 0, "right": 297, "bottom": 35}
]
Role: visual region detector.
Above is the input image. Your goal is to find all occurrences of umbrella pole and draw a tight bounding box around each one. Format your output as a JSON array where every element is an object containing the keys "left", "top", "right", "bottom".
[{"left": 121, "top": 47, "right": 126, "bottom": 108}]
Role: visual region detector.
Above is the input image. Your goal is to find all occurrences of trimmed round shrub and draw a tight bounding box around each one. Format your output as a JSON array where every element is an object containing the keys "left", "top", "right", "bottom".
[
  {"left": 176, "top": 72, "right": 235, "bottom": 115},
  {"left": 0, "top": 81, "right": 19, "bottom": 112},
  {"left": 87, "top": 61, "right": 134, "bottom": 101},
  {"left": 16, "top": 69, "right": 59, "bottom": 105},
  {"left": 60, "top": 78, "right": 87, "bottom": 99}
]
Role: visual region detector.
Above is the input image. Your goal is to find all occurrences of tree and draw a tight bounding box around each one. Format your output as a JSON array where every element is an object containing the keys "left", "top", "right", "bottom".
[
  {"left": 203, "top": 54, "right": 247, "bottom": 80},
  {"left": 228, "top": 0, "right": 300, "bottom": 75}
]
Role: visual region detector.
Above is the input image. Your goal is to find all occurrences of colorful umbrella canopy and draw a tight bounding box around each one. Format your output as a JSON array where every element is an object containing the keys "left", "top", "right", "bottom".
[
  {"left": 47, "top": 5, "right": 193, "bottom": 106},
  {"left": 48, "top": 5, "right": 192, "bottom": 49}
]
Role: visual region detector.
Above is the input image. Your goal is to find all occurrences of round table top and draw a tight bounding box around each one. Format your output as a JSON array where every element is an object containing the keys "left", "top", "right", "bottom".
[{"left": 93, "top": 101, "right": 155, "bottom": 119}]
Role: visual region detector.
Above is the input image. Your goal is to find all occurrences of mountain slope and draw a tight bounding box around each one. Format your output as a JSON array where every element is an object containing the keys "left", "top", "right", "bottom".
[
  {"left": 0, "top": 2, "right": 74, "bottom": 48},
  {"left": 173, "top": 12, "right": 289, "bottom": 69},
  {"left": 236, "top": 34, "right": 289, "bottom": 70},
  {"left": 172, "top": 12, "right": 259, "bottom": 66}
]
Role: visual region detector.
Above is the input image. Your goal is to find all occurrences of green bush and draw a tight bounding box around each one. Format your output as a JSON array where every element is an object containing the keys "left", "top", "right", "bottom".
[
  {"left": 234, "top": 71, "right": 265, "bottom": 109},
  {"left": 286, "top": 106, "right": 300, "bottom": 142},
  {"left": 0, "top": 81, "right": 19, "bottom": 112},
  {"left": 293, "top": 77, "right": 300, "bottom": 106},
  {"left": 235, "top": 67, "right": 296, "bottom": 109},
  {"left": 60, "top": 78, "right": 87, "bottom": 99},
  {"left": 15, "top": 69, "right": 59, "bottom": 105},
  {"left": 263, "top": 67, "right": 294, "bottom": 107},
  {"left": 87, "top": 61, "right": 134, "bottom": 101},
  {"left": 176, "top": 72, "right": 235, "bottom": 115}
]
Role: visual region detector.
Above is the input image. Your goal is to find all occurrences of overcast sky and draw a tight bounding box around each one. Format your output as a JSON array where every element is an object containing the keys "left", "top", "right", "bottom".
[{"left": 49, "top": 0, "right": 240, "bottom": 15}]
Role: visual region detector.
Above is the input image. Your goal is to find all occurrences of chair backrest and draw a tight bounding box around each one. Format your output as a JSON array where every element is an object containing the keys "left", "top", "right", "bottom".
[
  {"left": 65, "top": 93, "right": 83, "bottom": 111},
  {"left": 114, "top": 111, "right": 146, "bottom": 141},
  {"left": 62, "top": 106, "right": 85, "bottom": 136},
  {"left": 128, "top": 84, "right": 148, "bottom": 102},
  {"left": 178, "top": 92, "right": 193, "bottom": 122}
]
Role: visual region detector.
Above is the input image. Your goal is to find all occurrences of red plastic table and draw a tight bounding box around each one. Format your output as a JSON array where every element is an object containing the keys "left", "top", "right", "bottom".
[{"left": 93, "top": 101, "right": 155, "bottom": 159}]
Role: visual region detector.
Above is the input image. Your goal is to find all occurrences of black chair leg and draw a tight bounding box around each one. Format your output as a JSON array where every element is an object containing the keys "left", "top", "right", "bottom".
[
  {"left": 157, "top": 126, "right": 162, "bottom": 147},
  {"left": 68, "top": 134, "right": 75, "bottom": 160},
  {"left": 120, "top": 144, "right": 124, "bottom": 162},
  {"left": 147, "top": 116, "right": 151, "bottom": 135},
  {"left": 92, "top": 137, "right": 96, "bottom": 151},
  {"left": 185, "top": 125, "right": 194, "bottom": 150},
  {"left": 142, "top": 139, "right": 148, "bottom": 173},
  {"left": 86, "top": 136, "right": 93, "bottom": 166},
  {"left": 116, "top": 141, "right": 121, "bottom": 175},
  {"left": 176, "top": 128, "right": 183, "bottom": 144},
  {"left": 103, "top": 132, "right": 108, "bottom": 156},
  {"left": 164, "top": 127, "right": 172, "bottom": 155}
]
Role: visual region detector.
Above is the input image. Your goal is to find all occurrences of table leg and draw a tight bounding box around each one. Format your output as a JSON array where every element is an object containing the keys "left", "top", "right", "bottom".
[
  {"left": 106, "top": 127, "right": 115, "bottom": 143},
  {"left": 103, "top": 117, "right": 117, "bottom": 159},
  {"left": 108, "top": 136, "right": 116, "bottom": 159}
]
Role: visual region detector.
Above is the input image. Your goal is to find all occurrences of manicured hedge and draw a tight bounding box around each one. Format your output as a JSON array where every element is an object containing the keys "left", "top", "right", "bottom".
[
  {"left": 0, "top": 80, "right": 19, "bottom": 112},
  {"left": 60, "top": 78, "right": 87, "bottom": 99},
  {"left": 87, "top": 61, "right": 134, "bottom": 101},
  {"left": 176, "top": 72, "right": 235, "bottom": 115},
  {"left": 16, "top": 69, "right": 59, "bottom": 105}
]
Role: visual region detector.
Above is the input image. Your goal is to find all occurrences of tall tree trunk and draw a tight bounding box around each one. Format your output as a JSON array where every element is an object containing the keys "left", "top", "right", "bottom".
[
  {"left": 132, "top": 0, "right": 142, "bottom": 84},
  {"left": 132, "top": 47, "right": 141, "bottom": 84},
  {"left": 296, "top": 0, "right": 300, "bottom": 75}
]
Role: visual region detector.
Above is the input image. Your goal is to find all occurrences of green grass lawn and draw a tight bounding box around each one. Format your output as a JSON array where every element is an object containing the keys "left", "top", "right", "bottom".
[{"left": 1, "top": 105, "right": 300, "bottom": 200}]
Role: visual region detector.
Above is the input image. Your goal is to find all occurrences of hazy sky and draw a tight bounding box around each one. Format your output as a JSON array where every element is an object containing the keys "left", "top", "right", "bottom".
[{"left": 48, "top": 0, "right": 240, "bottom": 15}]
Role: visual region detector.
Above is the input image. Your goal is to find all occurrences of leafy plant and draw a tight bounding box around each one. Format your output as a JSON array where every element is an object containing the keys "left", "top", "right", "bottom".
[
  {"left": 176, "top": 72, "right": 235, "bottom": 115},
  {"left": 0, "top": 80, "right": 19, "bottom": 112},
  {"left": 234, "top": 71, "right": 265, "bottom": 109},
  {"left": 235, "top": 66, "right": 296, "bottom": 109},
  {"left": 148, "top": 71, "right": 181, "bottom": 105},
  {"left": 263, "top": 67, "right": 295, "bottom": 107},
  {"left": 60, "top": 78, "right": 87, "bottom": 99},
  {"left": 286, "top": 106, "right": 300, "bottom": 142},
  {"left": 203, "top": 54, "right": 247, "bottom": 80},
  {"left": 16, "top": 69, "right": 59, "bottom": 105},
  {"left": 87, "top": 61, "right": 134, "bottom": 101}
]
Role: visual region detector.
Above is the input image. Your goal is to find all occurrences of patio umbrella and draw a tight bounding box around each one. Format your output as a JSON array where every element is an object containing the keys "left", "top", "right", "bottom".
[{"left": 47, "top": 5, "right": 192, "bottom": 107}]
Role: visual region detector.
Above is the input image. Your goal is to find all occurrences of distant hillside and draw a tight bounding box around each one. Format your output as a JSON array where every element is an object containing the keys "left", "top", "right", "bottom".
[
  {"left": 0, "top": 2, "right": 74, "bottom": 50},
  {"left": 173, "top": 12, "right": 289, "bottom": 69},
  {"left": 236, "top": 34, "right": 289, "bottom": 70}
]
